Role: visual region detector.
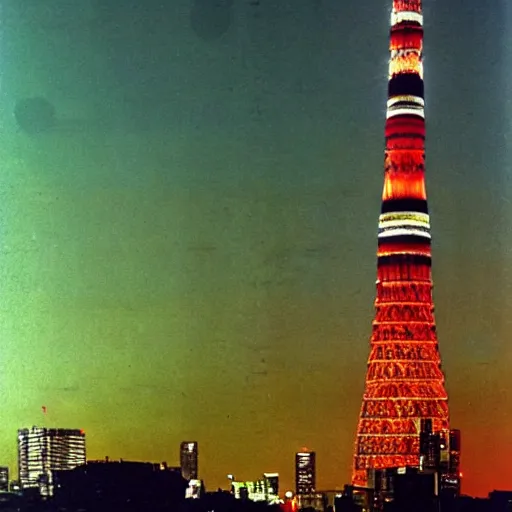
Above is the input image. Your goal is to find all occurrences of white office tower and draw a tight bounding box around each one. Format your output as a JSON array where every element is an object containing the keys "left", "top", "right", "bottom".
[{"left": 18, "top": 427, "right": 86, "bottom": 497}]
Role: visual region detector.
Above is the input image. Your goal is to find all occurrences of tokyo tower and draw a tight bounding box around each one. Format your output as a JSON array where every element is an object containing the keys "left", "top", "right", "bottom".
[{"left": 352, "top": 0, "right": 449, "bottom": 487}]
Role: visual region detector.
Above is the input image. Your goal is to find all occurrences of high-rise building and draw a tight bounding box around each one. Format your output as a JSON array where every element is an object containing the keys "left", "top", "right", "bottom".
[
  {"left": 263, "top": 472, "right": 279, "bottom": 497},
  {"left": 439, "top": 429, "right": 461, "bottom": 497},
  {"left": 418, "top": 421, "right": 461, "bottom": 497},
  {"left": 0, "top": 467, "right": 8, "bottom": 492},
  {"left": 18, "top": 427, "right": 86, "bottom": 496},
  {"left": 448, "top": 429, "right": 461, "bottom": 478},
  {"left": 295, "top": 451, "right": 316, "bottom": 494},
  {"left": 419, "top": 419, "right": 441, "bottom": 470},
  {"left": 230, "top": 473, "right": 280, "bottom": 505},
  {"left": 352, "top": 0, "right": 450, "bottom": 487},
  {"left": 180, "top": 441, "right": 198, "bottom": 480}
]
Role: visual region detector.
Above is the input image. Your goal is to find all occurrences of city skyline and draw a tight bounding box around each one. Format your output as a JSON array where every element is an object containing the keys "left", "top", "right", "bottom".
[
  {"left": 180, "top": 441, "right": 198, "bottom": 481},
  {"left": 295, "top": 451, "right": 316, "bottom": 495},
  {"left": 0, "top": 0, "right": 508, "bottom": 499}
]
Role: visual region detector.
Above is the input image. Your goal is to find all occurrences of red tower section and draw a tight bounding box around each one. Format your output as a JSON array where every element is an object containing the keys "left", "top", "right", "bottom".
[{"left": 352, "top": 0, "right": 449, "bottom": 487}]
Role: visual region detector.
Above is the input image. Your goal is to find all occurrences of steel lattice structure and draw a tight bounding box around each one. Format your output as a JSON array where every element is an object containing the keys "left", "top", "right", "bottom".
[{"left": 352, "top": 0, "right": 449, "bottom": 487}]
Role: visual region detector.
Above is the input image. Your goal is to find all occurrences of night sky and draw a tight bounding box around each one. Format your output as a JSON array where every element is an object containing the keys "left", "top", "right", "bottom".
[{"left": 0, "top": 0, "right": 509, "bottom": 498}]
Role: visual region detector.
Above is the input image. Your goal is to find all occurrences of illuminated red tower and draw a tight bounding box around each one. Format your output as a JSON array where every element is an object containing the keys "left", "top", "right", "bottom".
[{"left": 352, "top": 0, "right": 449, "bottom": 487}]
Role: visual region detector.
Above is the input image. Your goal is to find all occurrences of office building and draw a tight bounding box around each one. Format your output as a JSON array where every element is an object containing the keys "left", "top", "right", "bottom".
[
  {"left": 440, "top": 429, "right": 461, "bottom": 497},
  {"left": 180, "top": 441, "right": 198, "bottom": 480},
  {"left": 419, "top": 419, "right": 441, "bottom": 470},
  {"left": 0, "top": 467, "right": 8, "bottom": 492},
  {"left": 296, "top": 451, "right": 316, "bottom": 494},
  {"left": 263, "top": 473, "right": 279, "bottom": 497},
  {"left": 18, "top": 427, "right": 86, "bottom": 496},
  {"left": 448, "top": 429, "right": 461, "bottom": 477},
  {"left": 231, "top": 473, "right": 280, "bottom": 505}
]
